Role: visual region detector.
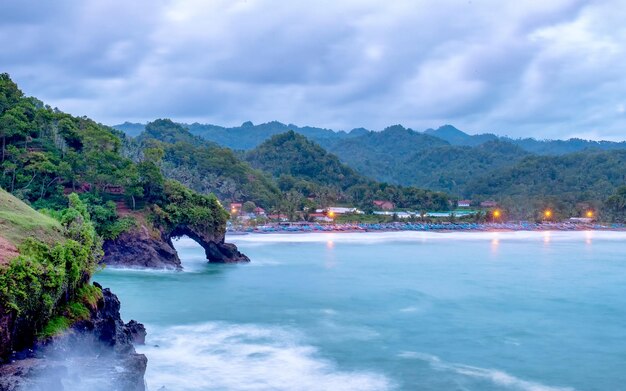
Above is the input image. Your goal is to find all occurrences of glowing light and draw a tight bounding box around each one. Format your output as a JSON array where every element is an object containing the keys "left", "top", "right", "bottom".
[
  {"left": 544, "top": 210, "right": 552, "bottom": 218},
  {"left": 491, "top": 237, "right": 500, "bottom": 254},
  {"left": 543, "top": 231, "right": 551, "bottom": 244},
  {"left": 231, "top": 208, "right": 237, "bottom": 214},
  {"left": 586, "top": 210, "right": 594, "bottom": 218},
  {"left": 328, "top": 211, "right": 335, "bottom": 218},
  {"left": 493, "top": 209, "right": 501, "bottom": 218}
]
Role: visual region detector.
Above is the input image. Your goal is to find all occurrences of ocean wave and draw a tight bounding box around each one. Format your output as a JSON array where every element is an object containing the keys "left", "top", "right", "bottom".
[
  {"left": 141, "top": 322, "right": 392, "bottom": 391},
  {"left": 398, "top": 352, "right": 574, "bottom": 391}
]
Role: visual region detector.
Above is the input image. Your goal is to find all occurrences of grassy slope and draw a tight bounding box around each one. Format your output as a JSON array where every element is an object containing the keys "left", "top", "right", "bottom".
[{"left": 0, "top": 188, "right": 64, "bottom": 247}]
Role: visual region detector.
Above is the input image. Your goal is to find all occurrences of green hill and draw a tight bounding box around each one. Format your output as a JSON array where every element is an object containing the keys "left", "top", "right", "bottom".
[
  {"left": 321, "top": 125, "right": 449, "bottom": 184},
  {"left": 133, "top": 119, "right": 282, "bottom": 208},
  {"left": 245, "top": 131, "right": 451, "bottom": 212},
  {"left": 246, "top": 130, "right": 365, "bottom": 189},
  {"left": 0, "top": 188, "right": 63, "bottom": 248},
  {"left": 466, "top": 150, "right": 626, "bottom": 218},
  {"left": 399, "top": 140, "right": 531, "bottom": 193}
]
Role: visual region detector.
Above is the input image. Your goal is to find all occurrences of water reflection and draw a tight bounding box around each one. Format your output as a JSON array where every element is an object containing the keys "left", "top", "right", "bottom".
[{"left": 585, "top": 230, "right": 593, "bottom": 245}]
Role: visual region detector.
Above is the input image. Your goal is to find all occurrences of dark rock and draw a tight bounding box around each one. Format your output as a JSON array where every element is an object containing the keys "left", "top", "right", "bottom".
[
  {"left": 102, "top": 220, "right": 249, "bottom": 269},
  {"left": 125, "top": 321, "right": 146, "bottom": 345},
  {"left": 169, "top": 225, "right": 250, "bottom": 264},
  {"left": 205, "top": 241, "right": 250, "bottom": 263},
  {"left": 0, "top": 304, "right": 14, "bottom": 361},
  {"left": 102, "top": 225, "right": 181, "bottom": 270},
  {"left": 0, "top": 284, "right": 147, "bottom": 391}
]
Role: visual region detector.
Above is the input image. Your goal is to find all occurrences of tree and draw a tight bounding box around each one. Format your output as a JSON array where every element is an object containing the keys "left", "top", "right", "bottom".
[
  {"left": 604, "top": 186, "right": 626, "bottom": 223},
  {"left": 243, "top": 201, "right": 256, "bottom": 213}
]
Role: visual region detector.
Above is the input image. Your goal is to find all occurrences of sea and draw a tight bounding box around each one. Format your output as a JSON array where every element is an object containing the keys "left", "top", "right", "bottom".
[{"left": 95, "top": 231, "right": 626, "bottom": 391}]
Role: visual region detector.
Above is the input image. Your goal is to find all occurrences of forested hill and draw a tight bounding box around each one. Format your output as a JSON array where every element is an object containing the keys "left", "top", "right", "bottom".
[
  {"left": 134, "top": 123, "right": 452, "bottom": 212},
  {"left": 0, "top": 73, "right": 227, "bottom": 245},
  {"left": 132, "top": 119, "right": 281, "bottom": 207},
  {"left": 397, "top": 141, "right": 531, "bottom": 193},
  {"left": 466, "top": 150, "right": 626, "bottom": 219},
  {"left": 423, "top": 125, "right": 499, "bottom": 146},
  {"left": 114, "top": 121, "right": 626, "bottom": 155},
  {"left": 115, "top": 120, "right": 363, "bottom": 150},
  {"left": 244, "top": 131, "right": 451, "bottom": 212},
  {"left": 245, "top": 131, "right": 364, "bottom": 189},
  {"left": 319, "top": 125, "right": 449, "bottom": 184}
]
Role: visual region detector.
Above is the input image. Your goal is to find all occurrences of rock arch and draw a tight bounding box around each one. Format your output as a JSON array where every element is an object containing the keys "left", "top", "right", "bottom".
[
  {"left": 102, "top": 222, "right": 249, "bottom": 270},
  {"left": 168, "top": 225, "right": 249, "bottom": 265}
]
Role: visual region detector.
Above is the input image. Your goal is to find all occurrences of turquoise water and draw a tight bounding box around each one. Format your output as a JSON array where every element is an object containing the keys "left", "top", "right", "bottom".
[{"left": 96, "top": 231, "right": 626, "bottom": 391}]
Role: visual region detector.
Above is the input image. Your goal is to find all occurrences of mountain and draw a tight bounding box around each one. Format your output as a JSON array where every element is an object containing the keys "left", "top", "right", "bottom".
[
  {"left": 321, "top": 125, "right": 450, "bottom": 184},
  {"left": 245, "top": 130, "right": 365, "bottom": 189},
  {"left": 501, "top": 137, "right": 626, "bottom": 155},
  {"left": 114, "top": 120, "right": 626, "bottom": 157},
  {"left": 399, "top": 140, "right": 531, "bottom": 194},
  {"left": 112, "top": 121, "right": 146, "bottom": 137},
  {"left": 244, "top": 131, "right": 451, "bottom": 211},
  {"left": 133, "top": 119, "right": 281, "bottom": 208},
  {"left": 185, "top": 121, "right": 362, "bottom": 150},
  {"left": 466, "top": 150, "right": 626, "bottom": 218},
  {"left": 424, "top": 125, "right": 499, "bottom": 146}
]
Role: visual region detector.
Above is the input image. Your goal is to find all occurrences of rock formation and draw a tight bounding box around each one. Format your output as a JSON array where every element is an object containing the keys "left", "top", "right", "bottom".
[
  {"left": 0, "top": 283, "right": 147, "bottom": 391},
  {"left": 102, "top": 221, "right": 249, "bottom": 269}
]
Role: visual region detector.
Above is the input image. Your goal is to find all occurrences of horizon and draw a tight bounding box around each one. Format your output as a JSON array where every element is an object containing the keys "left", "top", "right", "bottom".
[
  {"left": 2, "top": 1, "right": 626, "bottom": 141},
  {"left": 113, "top": 119, "right": 626, "bottom": 143}
]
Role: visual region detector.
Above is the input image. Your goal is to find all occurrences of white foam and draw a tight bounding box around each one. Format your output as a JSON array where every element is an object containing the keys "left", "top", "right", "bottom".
[
  {"left": 141, "top": 322, "right": 392, "bottom": 391},
  {"left": 228, "top": 230, "right": 626, "bottom": 245},
  {"left": 399, "top": 352, "right": 574, "bottom": 391}
]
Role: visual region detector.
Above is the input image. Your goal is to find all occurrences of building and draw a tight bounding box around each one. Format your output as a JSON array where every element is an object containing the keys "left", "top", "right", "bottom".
[
  {"left": 569, "top": 217, "right": 594, "bottom": 224},
  {"left": 373, "top": 200, "right": 395, "bottom": 210},
  {"left": 316, "top": 207, "right": 363, "bottom": 215},
  {"left": 230, "top": 202, "right": 243, "bottom": 213},
  {"left": 253, "top": 207, "right": 266, "bottom": 216},
  {"left": 309, "top": 212, "right": 333, "bottom": 222},
  {"left": 373, "top": 211, "right": 412, "bottom": 219},
  {"left": 458, "top": 200, "right": 471, "bottom": 208},
  {"left": 480, "top": 200, "right": 498, "bottom": 208}
]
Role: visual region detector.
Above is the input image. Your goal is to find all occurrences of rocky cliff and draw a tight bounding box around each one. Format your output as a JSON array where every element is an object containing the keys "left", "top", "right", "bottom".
[
  {"left": 0, "top": 283, "right": 147, "bottom": 391},
  {"left": 102, "top": 221, "right": 249, "bottom": 269}
]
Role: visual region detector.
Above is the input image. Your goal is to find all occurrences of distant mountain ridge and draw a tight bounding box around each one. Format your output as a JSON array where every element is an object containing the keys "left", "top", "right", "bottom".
[
  {"left": 113, "top": 121, "right": 626, "bottom": 154},
  {"left": 119, "top": 118, "right": 626, "bottom": 219}
]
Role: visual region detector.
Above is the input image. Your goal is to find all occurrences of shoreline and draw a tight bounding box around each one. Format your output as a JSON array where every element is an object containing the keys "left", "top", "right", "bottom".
[{"left": 228, "top": 222, "right": 626, "bottom": 235}]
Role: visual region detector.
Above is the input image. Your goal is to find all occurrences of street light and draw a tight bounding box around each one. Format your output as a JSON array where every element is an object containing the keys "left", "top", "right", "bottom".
[
  {"left": 493, "top": 209, "right": 501, "bottom": 219},
  {"left": 544, "top": 209, "right": 552, "bottom": 219},
  {"left": 586, "top": 210, "right": 594, "bottom": 218}
]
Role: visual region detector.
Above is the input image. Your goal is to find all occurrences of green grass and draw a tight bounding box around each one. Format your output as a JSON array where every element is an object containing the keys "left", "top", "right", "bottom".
[
  {"left": 38, "top": 300, "right": 93, "bottom": 339},
  {"left": 0, "top": 188, "right": 64, "bottom": 246},
  {"left": 77, "top": 284, "right": 103, "bottom": 310},
  {"left": 39, "top": 315, "right": 71, "bottom": 338}
]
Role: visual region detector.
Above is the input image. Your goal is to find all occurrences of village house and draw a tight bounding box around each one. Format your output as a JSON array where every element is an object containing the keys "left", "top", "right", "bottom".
[
  {"left": 316, "top": 207, "right": 364, "bottom": 215},
  {"left": 373, "top": 200, "right": 395, "bottom": 210},
  {"left": 309, "top": 212, "right": 333, "bottom": 222},
  {"left": 230, "top": 202, "right": 243, "bottom": 213},
  {"left": 458, "top": 200, "right": 471, "bottom": 208},
  {"left": 480, "top": 200, "right": 498, "bottom": 208}
]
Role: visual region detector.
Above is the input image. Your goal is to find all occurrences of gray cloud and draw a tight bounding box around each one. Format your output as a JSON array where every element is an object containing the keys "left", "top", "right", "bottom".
[{"left": 1, "top": 0, "right": 625, "bottom": 140}]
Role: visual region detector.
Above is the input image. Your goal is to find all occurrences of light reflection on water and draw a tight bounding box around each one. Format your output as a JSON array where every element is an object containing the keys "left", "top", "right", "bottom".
[{"left": 96, "top": 231, "right": 626, "bottom": 391}]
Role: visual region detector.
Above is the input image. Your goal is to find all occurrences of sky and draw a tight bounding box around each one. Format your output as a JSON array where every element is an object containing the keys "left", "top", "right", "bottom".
[{"left": 1, "top": 0, "right": 625, "bottom": 140}]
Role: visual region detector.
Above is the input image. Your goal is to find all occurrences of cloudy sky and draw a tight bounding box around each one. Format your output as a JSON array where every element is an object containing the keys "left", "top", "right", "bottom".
[{"left": 1, "top": 0, "right": 625, "bottom": 140}]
